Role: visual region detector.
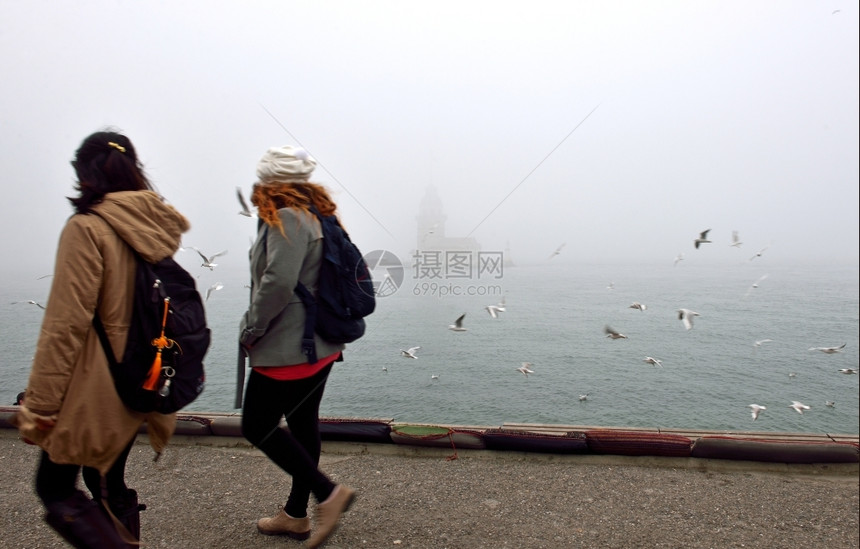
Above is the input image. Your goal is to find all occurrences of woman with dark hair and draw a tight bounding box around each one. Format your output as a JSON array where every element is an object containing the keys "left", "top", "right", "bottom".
[
  {"left": 239, "top": 145, "right": 355, "bottom": 548},
  {"left": 15, "top": 129, "right": 190, "bottom": 548}
]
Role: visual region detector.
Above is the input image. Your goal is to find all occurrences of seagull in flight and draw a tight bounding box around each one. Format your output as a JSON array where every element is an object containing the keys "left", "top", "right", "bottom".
[
  {"left": 789, "top": 401, "right": 811, "bottom": 415},
  {"left": 809, "top": 343, "right": 846, "bottom": 354},
  {"left": 516, "top": 362, "right": 534, "bottom": 377},
  {"left": 825, "top": 401, "right": 836, "bottom": 408},
  {"left": 838, "top": 368, "right": 857, "bottom": 375},
  {"left": 694, "top": 229, "right": 712, "bottom": 249},
  {"left": 677, "top": 309, "right": 700, "bottom": 330},
  {"left": 673, "top": 253, "right": 684, "bottom": 266},
  {"left": 628, "top": 302, "right": 647, "bottom": 311},
  {"left": 485, "top": 305, "right": 504, "bottom": 318},
  {"left": 604, "top": 325, "right": 628, "bottom": 339},
  {"left": 730, "top": 230, "right": 743, "bottom": 248},
  {"left": 205, "top": 282, "right": 223, "bottom": 302},
  {"left": 12, "top": 300, "right": 45, "bottom": 309},
  {"left": 745, "top": 274, "right": 769, "bottom": 297},
  {"left": 430, "top": 374, "right": 439, "bottom": 381},
  {"left": 749, "top": 246, "right": 769, "bottom": 261},
  {"left": 448, "top": 314, "right": 467, "bottom": 332},
  {"left": 643, "top": 356, "right": 663, "bottom": 367},
  {"left": 193, "top": 248, "right": 228, "bottom": 270},
  {"left": 578, "top": 393, "right": 589, "bottom": 402},
  {"left": 236, "top": 187, "right": 253, "bottom": 217},
  {"left": 748, "top": 404, "right": 766, "bottom": 420},
  {"left": 400, "top": 346, "right": 420, "bottom": 359},
  {"left": 754, "top": 339, "right": 773, "bottom": 348},
  {"left": 548, "top": 243, "right": 566, "bottom": 260}
]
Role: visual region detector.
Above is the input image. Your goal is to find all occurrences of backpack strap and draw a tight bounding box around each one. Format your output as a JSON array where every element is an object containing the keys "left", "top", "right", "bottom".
[
  {"left": 92, "top": 313, "right": 120, "bottom": 369},
  {"left": 294, "top": 282, "right": 318, "bottom": 364}
]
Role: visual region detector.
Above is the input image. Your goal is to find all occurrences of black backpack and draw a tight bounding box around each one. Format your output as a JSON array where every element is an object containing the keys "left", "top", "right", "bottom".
[
  {"left": 93, "top": 254, "right": 211, "bottom": 414},
  {"left": 293, "top": 206, "right": 376, "bottom": 362}
]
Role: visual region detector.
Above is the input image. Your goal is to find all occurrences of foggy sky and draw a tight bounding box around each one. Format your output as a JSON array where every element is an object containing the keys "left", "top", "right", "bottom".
[{"left": 1, "top": 1, "right": 857, "bottom": 280}]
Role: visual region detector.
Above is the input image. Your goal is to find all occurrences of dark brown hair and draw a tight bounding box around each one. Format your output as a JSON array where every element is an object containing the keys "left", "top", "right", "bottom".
[{"left": 68, "top": 130, "right": 153, "bottom": 213}]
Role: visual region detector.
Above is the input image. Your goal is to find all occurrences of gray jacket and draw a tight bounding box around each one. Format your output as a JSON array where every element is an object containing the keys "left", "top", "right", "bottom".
[{"left": 239, "top": 207, "right": 344, "bottom": 366}]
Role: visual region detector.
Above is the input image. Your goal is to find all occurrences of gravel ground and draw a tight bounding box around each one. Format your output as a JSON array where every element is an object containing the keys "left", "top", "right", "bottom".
[{"left": 0, "top": 430, "right": 857, "bottom": 549}]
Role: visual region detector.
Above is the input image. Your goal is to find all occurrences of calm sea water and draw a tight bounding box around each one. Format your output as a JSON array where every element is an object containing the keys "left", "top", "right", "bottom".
[{"left": 4, "top": 260, "right": 858, "bottom": 434}]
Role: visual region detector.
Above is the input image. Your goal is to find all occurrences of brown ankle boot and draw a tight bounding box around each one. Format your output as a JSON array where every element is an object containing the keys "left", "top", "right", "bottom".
[
  {"left": 307, "top": 485, "right": 356, "bottom": 549},
  {"left": 256, "top": 508, "right": 311, "bottom": 540}
]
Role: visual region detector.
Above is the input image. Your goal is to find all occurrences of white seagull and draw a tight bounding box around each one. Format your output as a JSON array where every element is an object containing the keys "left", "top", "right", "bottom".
[
  {"left": 448, "top": 314, "right": 467, "bottom": 332},
  {"left": 643, "top": 356, "right": 663, "bottom": 367},
  {"left": 604, "top": 325, "right": 627, "bottom": 339},
  {"left": 205, "top": 282, "right": 224, "bottom": 302},
  {"left": 236, "top": 187, "right": 253, "bottom": 217},
  {"left": 430, "top": 375, "right": 439, "bottom": 381},
  {"left": 400, "top": 346, "right": 420, "bottom": 359},
  {"left": 837, "top": 368, "right": 856, "bottom": 375},
  {"left": 677, "top": 309, "right": 700, "bottom": 330},
  {"left": 754, "top": 339, "right": 773, "bottom": 348},
  {"left": 548, "top": 243, "right": 566, "bottom": 260},
  {"left": 730, "top": 230, "right": 743, "bottom": 248},
  {"left": 749, "top": 246, "right": 769, "bottom": 261},
  {"left": 748, "top": 404, "right": 766, "bottom": 420},
  {"left": 628, "top": 302, "right": 647, "bottom": 311},
  {"left": 12, "top": 300, "right": 45, "bottom": 309},
  {"left": 578, "top": 393, "right": 589, "bottom": 402},
  {"left": 673, "top": 253, "right": 684, "bottom": 267},
  {"left": 694, "top": 229, "right": 712, "bottom": 249},
  {"left": 516, "top": 362, "right": 534, "bottom": 377},
  {"left": 193, "top": 248, "right": 228, "bottom": 270},
  {"left": 745, "top": 274, "right": 769, "bottom": 297},
  {"left": 825, "top": 401, "right": 836, "bottom": 408},
  {"left": 485, "top": 305, "right": 504, "bottom": 319},
  {"left": 809, "top": 343, "right": 846, "bottom": 354},
  {"left": 789, "top": 401, "right": 811, "bottom": 415}
]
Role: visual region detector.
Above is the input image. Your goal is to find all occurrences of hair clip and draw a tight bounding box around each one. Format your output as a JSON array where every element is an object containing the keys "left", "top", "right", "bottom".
[{"left": 107, "top": 142, "right": 126, "bottom": 153}]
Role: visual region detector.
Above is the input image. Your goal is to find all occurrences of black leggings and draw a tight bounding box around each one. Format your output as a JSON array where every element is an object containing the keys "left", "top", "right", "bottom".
[
  {"left": 241, "top": 365, "right": 336, "bottom": 518},
  {"left": 35, "top": 438, "right": 135, "bottom": 505}
]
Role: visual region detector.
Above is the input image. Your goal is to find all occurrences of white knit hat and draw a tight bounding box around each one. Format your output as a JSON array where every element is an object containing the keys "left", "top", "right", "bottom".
[{"left": 256, "top": 145, "right": 317, "bottom": 183}]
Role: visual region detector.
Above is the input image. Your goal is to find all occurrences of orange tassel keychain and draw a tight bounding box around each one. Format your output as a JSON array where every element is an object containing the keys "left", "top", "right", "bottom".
[{"left": 143, "top": 298, "right": 173, "bottom": 391}]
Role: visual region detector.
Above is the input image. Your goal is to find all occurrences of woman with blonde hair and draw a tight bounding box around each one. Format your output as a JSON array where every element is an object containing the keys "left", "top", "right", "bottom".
[{"left": 239, "top": 145, "right": 355, "bottom": 548}]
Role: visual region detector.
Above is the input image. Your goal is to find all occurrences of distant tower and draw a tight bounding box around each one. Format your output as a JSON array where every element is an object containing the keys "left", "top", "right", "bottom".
[{"left": 416, "top": 185, "right": 447, "bottom": 249}]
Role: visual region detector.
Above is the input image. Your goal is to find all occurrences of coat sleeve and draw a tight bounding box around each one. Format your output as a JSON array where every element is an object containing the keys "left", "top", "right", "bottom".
[
  {"left": 25, "top": 217, "right": 104, "bottom": 415},
  {"left": 241, "top": 209, "right": 314, "bottom": 346}
]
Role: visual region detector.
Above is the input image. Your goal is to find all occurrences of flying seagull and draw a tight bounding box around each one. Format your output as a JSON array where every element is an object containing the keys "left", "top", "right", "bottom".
[
  {"left": 745, "top": 274, "right": 769, "bottom": 298},
  {"left": 694, "top": 229, "right": 711, "bottom": 249},
  {"left": 730, "top": 230, "right": 743, "bottom": 248},
  {"left": 673, "top": 253, "right": 684, "bottom": 266},
  {"left": 628, "top": 302, "right": 646, "bottom": 311},
  {"left": 448, "top": 314, "right": 467, "bottom": 332},
  {"left": 400, "top": 346, "right": 421, "bottom": 359},
  {"left": 749, "top": 246, "right": 769, "bottom": 261},
  {"left": 809, "top": 343, "right": 846, "bottom": 354},
  {"left": 838, "top": 368, "right": 857, "bottom": 375},
  {"left": 748, "top": 404, "right": 766, "bottom": 420},
  {"left": 236, "top": 187, "right": 253, "bottom": 217},
  {"left": 604, "top": 325, "right": 628, "bottom": 339},
  {"left": 12, "top": 300, "right": 45, "bottom": 309},
  {"left": 643, "top": 356, "right": 663, "bottom": 367},
  {"left": 754, "top": 339, "right": 773, "bottom": 348},
  {"left": 677, "top": 308, "right": 700, "bottom": 330},
  {"left": 516, "top": 362, "right": 534, "bottom": 377},
  {"left": 485, "top": 305, "right": 504, "bottom": 318},
  {"left": 548, "top": 243, "right": 566, "bottom": 260},
  {"left": 193, "top": 248, "right": 228, "bottom": 270},
  {"left": 578, "top": 393, "right": 589, "bottom": 402},
  {"left": 205, "top": 282, "right": 224, "bottom": 302},
  {"left": 789, "top": 401, "right": 811, "bottom": 415}
]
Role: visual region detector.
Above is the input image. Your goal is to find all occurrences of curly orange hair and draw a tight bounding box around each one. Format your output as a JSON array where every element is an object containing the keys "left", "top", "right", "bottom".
[{"left": 251, "top": 182, "right": 338, "bottom": 236}]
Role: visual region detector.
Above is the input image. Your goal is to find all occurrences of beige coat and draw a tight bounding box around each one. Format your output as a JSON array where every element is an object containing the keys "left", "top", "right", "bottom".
[{"left": 16, "top": 191, "right": 189, "bottom": 474}]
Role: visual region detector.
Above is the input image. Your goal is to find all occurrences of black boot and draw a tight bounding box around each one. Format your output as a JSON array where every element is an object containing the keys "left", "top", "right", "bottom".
[
  {"left": 105, "top": 488, "right": 145, "bottom": 541},
  {"left": 44, "top": 491, "right": 129, "bottom": 548}
]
